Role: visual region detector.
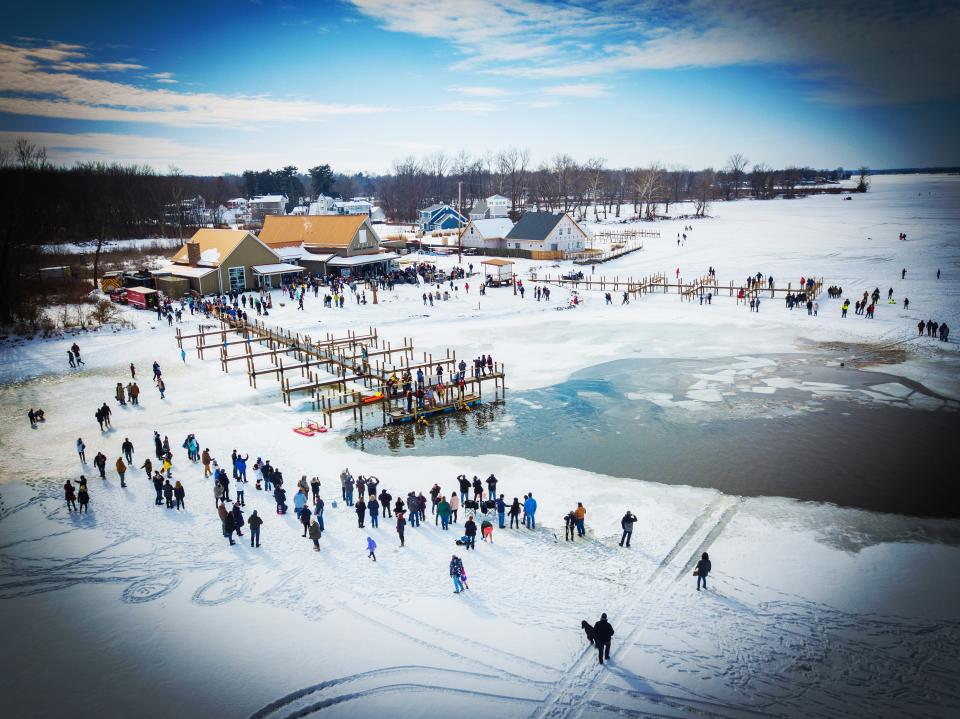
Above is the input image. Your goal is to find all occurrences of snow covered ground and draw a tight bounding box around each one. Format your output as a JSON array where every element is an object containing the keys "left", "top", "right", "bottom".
[{"left": 1, "top": 174, "right": 959, "bottom": 718}]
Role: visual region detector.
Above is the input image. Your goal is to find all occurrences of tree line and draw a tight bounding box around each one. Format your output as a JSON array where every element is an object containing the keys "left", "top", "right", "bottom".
[{"left": 0, "top": 137, "right": 862, "bottom": 325}]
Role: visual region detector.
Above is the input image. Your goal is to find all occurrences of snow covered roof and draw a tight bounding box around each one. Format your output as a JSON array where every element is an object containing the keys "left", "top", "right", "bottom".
[
  {"left": 487, "top": 194, "right": 508, "bottom": 202},
  {"left": 326, "top": 252, "right": 399, "bottom": 267},
  {"left": 252, "top": 263, "right": 305, "bottom": 275},
  {"left": 170, "top": 229, "right": 251, "bottom": 267},
  {"left": 151, "top": 265, "right": 217, "bottom": 279},
  {"left": 480, "top": 258, "right": 514, "bottom": 266},
  {"left": 467, "top": 218, "right": 514, "bottom": 239},
  {"left": 250, "top": 195, "right": 287, "bottom": 204},
  {"left": 273, "top": 245, "right": 304, "bottom": 260}
]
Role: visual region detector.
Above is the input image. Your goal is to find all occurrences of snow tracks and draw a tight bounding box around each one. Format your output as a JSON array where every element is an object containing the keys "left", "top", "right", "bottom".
[{"left": 531, "top": 496, "right": 742, "bottom": 719}]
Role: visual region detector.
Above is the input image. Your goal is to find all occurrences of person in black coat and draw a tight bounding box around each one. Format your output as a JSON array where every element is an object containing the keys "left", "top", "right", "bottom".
[
  {"left": 355, "top": 498, "right": 366, "bottom": 528},
  {"left": 593, "top": 613, "right": 614, "bottom": 664},
  {"left": 695, "top": 552, "right": 712, "bottom": 591},
  {"left": 223, "top": 512, "right": 236, "bottom": 545},
  {"left": 464, "top": 516, "right": 477, "bottom": 550},
  {"left": 379, "top": 489, "right": 392, "bottom": 518}
]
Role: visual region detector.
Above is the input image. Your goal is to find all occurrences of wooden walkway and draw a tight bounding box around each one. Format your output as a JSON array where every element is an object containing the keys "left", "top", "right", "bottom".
[
  {"left": 533, "top": 273, "right": 824, "bottom": 302},
  {"left": 175, "top": 311, "right": 506, "bottom": 428}
]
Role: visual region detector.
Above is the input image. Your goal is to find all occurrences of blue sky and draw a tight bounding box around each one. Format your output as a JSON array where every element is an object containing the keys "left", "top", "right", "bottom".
[{"left": 1, "top": 0, "right": 957, "bottom": 175}]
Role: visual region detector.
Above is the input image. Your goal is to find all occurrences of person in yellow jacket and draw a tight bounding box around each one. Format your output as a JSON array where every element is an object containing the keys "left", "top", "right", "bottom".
[
  {"left": 574, "top": 502, "right": 587, "bottom": 538},
  {"left": 115, "top": 457, "right": 127, "bottom": 487}
]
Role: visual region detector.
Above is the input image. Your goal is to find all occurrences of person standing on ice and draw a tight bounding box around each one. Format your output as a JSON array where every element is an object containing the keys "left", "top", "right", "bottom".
[
  {"left": 509, "top": 497, "right": 521, "bottom": 528},
  {"left": 367, "top": 536, "right": 377, "bottom": 562},
  {"left": 76, "top": 438, "right": 86, "bottom": 463},
  {"left": 464, "top": 516, "right": 477, "bottom": 550},
  {"left": 695, "top": 552, "right": 712, "bottom": 591},
  {"left": 524, "top": 493, "right": 537, "bottom": 529},
  {"left": 115, "top": 457, "right": 127, "bottom": 487},
  {"left": 495, "top": 494, "right": 506, "bottom": 528},
  {"left": 450, "top": 555, "right": 465, "bottom": 593},
  {"left": 449, "top": 492, "right": 460, "bottom": 524},
  {"left": 248, "top": 510, "right": 262, "bottom": 547},
  {"left": 396, "top": 510, "right": 406, "bottom": 547},
  {"left": 77, "top": 479, "right": 90, "bottom": 513},
  {"left": 100, "top": 402, "right": 112, "bottom": 429},
  {"left": 163, "top": 479, "right": 174, "bottom": 508},
  {"left": 367, "top": 494, "right": 380, "bottom": 528},
  {"left": 437, "top": 496, "right": 451, "bottom": 530},
  {"left": 593, "top": 613, "right": 614, "bottom": 665},
  {"left": 71, "top": 343, "right": 85, "bottom": 366},
  {"left": 620, "top": 511, "right": 637, "bottom": 547},
  {"left": 64, "top": 479, "right": 78, "bottom": 512},
  {"left": 356, "top": 496, "right": 367, "bottom": 528},
  {"left": 174, "top": 481, "right": 185, "bottom": 510},
  {"left": 67, "top": 350, "right": 76, "bottom": 368},
  {"left": 231, "top": 503, "right": 245, "bottom": 537},
  {"left": 574, "top": 502, "right": 587, "bottom": 537},
  {"left": 564, "top": 510, "right": 576, "bottom": 541},
  {"left": 121, "top": 438, "right": 134, "bottom": 463}
]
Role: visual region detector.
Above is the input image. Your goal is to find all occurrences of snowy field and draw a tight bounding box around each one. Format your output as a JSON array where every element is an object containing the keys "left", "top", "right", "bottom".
[{"left": 1, "top": 174, "right": 959, "bottom": 719}]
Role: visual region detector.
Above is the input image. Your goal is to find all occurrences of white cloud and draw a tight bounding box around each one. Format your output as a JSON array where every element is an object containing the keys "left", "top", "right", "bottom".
[
  {"left": 0, "top": 41, "right": 387, "bottom": 128},
  {"left": 149, "top": 72, "right": 177, "bottom": 84},
  {"left": 349, "top": 0, "right": 960, "bottom": 106},
  {"left": 0, "top": 130, "right": 262, "bottom": 171},
  {"left": 542, "top": 84, "right": 610, "bottom": 98},
  {"left": 450, "top": 86, "right": 511, "bottom": 97}
]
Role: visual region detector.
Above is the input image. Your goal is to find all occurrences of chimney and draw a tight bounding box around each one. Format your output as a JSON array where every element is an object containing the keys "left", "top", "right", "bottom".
[{"left": 186, "top": 240, "right": 201, "bottom": 267}]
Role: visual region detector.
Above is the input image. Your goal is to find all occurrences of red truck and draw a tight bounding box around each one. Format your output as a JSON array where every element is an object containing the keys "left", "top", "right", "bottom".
[{"left": 125, "top": 286, "right": 159, "bottom": 310}]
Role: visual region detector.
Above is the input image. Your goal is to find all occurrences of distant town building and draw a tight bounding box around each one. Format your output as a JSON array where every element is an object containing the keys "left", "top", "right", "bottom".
[
  {"left": 418, "top": 203, "right": 467, "bottom": 232},
  {"left": 460, "top": 218, "right": 515, "bottom": 249},
  {"left": 504, "top": 211, "right": 589, "bottom": 255}
]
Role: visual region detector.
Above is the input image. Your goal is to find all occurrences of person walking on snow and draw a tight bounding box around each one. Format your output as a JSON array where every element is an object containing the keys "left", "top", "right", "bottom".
[
  {"left": 695, "top": 552, "right": 712, "bottom": 591},
  {"left": 76, "top": 438, "right": 86, "bottom": 463},
  {"left": 122, "top": 437, "right": 134, "bottom": 463},
  {"left": 64, "top": 480, "right": 78, "bottom": 512},
  {"left": 450, "top": 555, "right": 465, "bottom": 593},
  {"left": 594, "top": 613, "right": 614, "bottom": 665},
  {"left": 620, "top": 511, "right": 637, "bottom": 547},
  {"left": 367, "top": 536, "right": 377, "bottom": 562},
  {"left": 115, "top": 457, "right": 127, "bottom": 487}
]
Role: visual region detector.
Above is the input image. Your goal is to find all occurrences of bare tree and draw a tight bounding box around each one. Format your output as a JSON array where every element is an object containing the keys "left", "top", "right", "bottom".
[
  {"left": 693, "top": 169, "right": 715, "bottom": 217},
  {"left": 585, "top": 158, "right": 605, "bottom": 221},
  {"left": 14, "top": 139, "right": 48, "bottom": 169},
  {"left": 726, "top": 153, "right": 749, "bottom": 199},
  {"left": 856, "top": 166, "right": 870, "bottom": 193}
]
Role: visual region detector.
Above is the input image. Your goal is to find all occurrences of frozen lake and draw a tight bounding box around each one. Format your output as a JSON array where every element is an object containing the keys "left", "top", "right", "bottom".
[{"left": 348, "top": 355, "right": 960, "bottom": 518}]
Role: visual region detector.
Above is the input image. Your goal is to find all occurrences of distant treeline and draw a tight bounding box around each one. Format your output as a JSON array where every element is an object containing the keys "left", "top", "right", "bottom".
[{"left": 0, "top": 138, "right": 869, "bottom": 325}]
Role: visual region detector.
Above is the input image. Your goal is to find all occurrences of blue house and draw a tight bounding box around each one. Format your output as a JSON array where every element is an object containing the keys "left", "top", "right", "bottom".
[{"left": 418, "top": 203, "right": 467, "bottom": 232}]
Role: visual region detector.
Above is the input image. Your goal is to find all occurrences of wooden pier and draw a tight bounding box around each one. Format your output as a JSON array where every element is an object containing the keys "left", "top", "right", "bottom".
[
  {"left": 175, "top": 313, "right": 506, "bottom": 429},
  {"left": 532, "top": 273, "right": 824, "bottom": 302}
]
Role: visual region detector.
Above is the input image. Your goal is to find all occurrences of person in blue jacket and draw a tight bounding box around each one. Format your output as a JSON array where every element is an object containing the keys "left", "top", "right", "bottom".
[
  {"left": 367, "top": 536, "right": 377, "bottom": 562},
  {"left": 523, "top": 493, "right": 537, "bottom": 529}
]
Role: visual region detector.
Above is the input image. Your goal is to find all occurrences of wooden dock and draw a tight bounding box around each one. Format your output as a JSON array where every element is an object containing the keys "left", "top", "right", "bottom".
[
  {"left": 533, "top": 273, "right": 824, "bottom": 302},
  {"left": 175, "top": 311, "right": 506, "bottom": 428}
]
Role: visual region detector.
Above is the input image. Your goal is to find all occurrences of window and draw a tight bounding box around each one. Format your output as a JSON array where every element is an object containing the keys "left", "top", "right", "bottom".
[
  {"left": 228, "top": 266, "right": 246, "bottom": 292},
  {"left": 359, "top": 229, "right": 367, "bottom": 246}
]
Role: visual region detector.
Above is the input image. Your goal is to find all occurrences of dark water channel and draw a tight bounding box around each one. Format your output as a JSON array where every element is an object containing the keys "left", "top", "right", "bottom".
[{"left": 347, "top": 357, "right": 960, "bottom": 518}]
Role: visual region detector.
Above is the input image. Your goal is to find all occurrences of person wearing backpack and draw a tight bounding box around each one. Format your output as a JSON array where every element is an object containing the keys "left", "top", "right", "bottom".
[{"left": 450, "top": 555, "right": 465, "bottom": 593}]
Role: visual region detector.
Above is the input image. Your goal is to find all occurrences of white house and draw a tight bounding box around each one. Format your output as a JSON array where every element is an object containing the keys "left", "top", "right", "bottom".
[
  {"left": 460, "top": 218, "right": 514, "bottom": 249},
  {"left": 249, "top": 195, "right": 288, "bottom": 220},
  {"left": 504, "top": 211, "right": 589, "bottom": 255},
  {"left": 486, "top": 194, "right": 509, "bottom": 218},
  {"left": 333, "top": 199, "right": 374, "bottom": 216}
]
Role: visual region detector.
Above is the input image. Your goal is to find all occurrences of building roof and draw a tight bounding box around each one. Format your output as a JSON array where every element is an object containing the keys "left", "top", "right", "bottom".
[
  {"left": 481, "top": 258, "right": 515, "bottom": 266},
  {"left": 467, "top": 218, "right": 514, "bottom": 238},
  {"left": 252, "top": 263, "right": 305, "bottom": 275},
  {"left": 273, "top": 245, "right": 304, "bottom": 260},
  {"left": 151, "top": 264, "right": 217, "bottom": 279},
  {"left": 470, "top": 200, "right": 488, "bottom": 215},
  {"left": 250, "top": 195, "right": 287, "bottom": 203},
  {"left": 259, "top": 215, "right": 369, "bottom": 248},
  {"left": 170, "top": 229, "right": 252, "bottom": 267},
  {"left": 487, "top": 194, "right": 508, "bottom": 202},
  {"left": 506, "top": 211, "right": 565, "bottom": 242},
  {"left": 327, "top": 252, "right": 399, "bottom": 267}
]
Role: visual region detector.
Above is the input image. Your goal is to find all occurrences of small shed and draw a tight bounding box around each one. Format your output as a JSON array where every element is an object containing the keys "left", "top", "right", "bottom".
[{"left": 481, "top": 258, "right": 515, "bottom": 286}]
